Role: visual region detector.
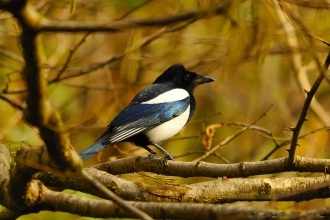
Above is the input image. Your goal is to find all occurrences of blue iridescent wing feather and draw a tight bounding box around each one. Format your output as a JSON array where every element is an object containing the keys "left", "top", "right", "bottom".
[{"left": 107, "top": 97, "right": 190, "bottom": 142}]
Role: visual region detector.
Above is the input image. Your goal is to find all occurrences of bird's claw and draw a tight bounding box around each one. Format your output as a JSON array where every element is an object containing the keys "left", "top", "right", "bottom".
[
  {"left": 147, "top": 152, "right": 161, "bottom": 160},
  {"left": 157, "top": 157, "right": 166, "bottom": 167},
  {"left": 146, "top": 153, "right": 170, "bottom": 167},
  {"left": 157, "top": 156, "right": 173, "bottom": 167},
  {"left": 164, "top": 154, "right": 174, "bottom": 160}
]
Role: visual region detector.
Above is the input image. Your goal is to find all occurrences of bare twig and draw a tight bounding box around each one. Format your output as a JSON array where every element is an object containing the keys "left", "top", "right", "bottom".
[
  {"left": 0, "top": 47, "right": 24, "bottom": 62},
  {"left": 60, "top": 83, "right": 128, "bottom": 91},
  {"left": 282, "top": 0, "right": 330, "bottom": 9},
  {"left": 273, "top": 0, "right": 330, "bottom": 168},
  {"left": 287, "top": 52, "right": 330, "bottom": 168},
  {"left": 262, "top": 126, "right": 330, "bottom": 160},
  {"left": 49, "top": 54, "right": 124, "bottom": 83},
  {"left": 274, "top": 0, "right": 330, "bottom": 127},
  {"left": 49, "top": 18, "right": 198, "bottom": 84},
  {"left": 220, "top": 122, "right": 280, "bottom": 146},
  {"left": 53, "top": 32, "right": 90, "bottom": 82},
  {"left": 193, "top": 105, "right": 273, "bottom": 162},
  {"left": 309, "top": 34, "right": 330, "bottom": 47},
  {"left": 0, "top": 93, "right": 25, "bottom": 111},
  {"left": 192, "top": 127, "right": 248, "bottom": 162},
  {"left": 115, "top": 0, "right": 152, "bottom": 20},
  {"left": 39, "top": 2, "right": 230, "bottom": 32},
  {"left": 1, "top": 88, "right": 27, "bottom": 94}
]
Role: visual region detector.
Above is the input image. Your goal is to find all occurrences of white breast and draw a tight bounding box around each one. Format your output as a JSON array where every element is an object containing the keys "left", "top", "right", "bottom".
[{"left": 145, "top": 105, "right": 190, "bottom": 143}]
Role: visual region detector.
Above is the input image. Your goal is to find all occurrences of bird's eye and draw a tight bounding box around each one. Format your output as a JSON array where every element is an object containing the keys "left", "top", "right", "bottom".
[{"left": 184, "top": 74, "right": 192, "bottom": 81}]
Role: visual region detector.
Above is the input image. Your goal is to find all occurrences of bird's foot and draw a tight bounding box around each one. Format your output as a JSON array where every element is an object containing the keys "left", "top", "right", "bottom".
[
  {"left": 146, "top": 153, "right": 170, "bottom": 167},
  {"left": 147, "top": 152, "right": 161, "bottom": 160},
  {"left": 151, "top": 143, "right": 174, "bottom": 160},
  {"left": 157, "top": 156, "right": 173, "bottom": 167}
]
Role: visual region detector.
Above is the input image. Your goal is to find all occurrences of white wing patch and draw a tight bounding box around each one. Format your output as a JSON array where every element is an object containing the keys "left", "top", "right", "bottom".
[
  {"left": 145, "top": 105, "right": 190, "bottom": 143},
  {"left": 142, "top": 88, "right": 189, "bottom": 104}
]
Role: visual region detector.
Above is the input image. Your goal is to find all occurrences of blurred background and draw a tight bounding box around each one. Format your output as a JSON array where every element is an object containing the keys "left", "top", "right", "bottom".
[{"left": 0, "top": 0, "right": 330, "bottom": 218}]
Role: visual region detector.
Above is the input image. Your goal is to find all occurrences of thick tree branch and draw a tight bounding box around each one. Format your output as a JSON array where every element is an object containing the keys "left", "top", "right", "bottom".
[
  {"left": 14, "top": 2, "right": 82, "bottom": 171},
  {"left": 0, "top": 208, "right": 20, "bottom": 220},
  {"left": 0, "top": 144, "right": 16, "bottom": 210},
  {"left": 11, "top": 179, "right": 325, "bottom": 219},
  {"left": 39, "top": 184, "right": 329, "bottom": 219},
  {"left": 93, "top": 155, "right": 330, "bottom": 177},
  {"left": 12, "top": 145, "right": 153, "bottom": 219},
  {"left": 40, "top": 166, "right": 330, "bottom": 203},
  {"left": 0, "top": 2, "right": 151, "bottom": 219},
  {"left": 81, "top": 169, "right": 153, "bottom": 220}
]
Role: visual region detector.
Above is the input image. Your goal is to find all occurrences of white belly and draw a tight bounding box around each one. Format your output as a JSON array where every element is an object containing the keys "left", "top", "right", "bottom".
[{"left": 145, "top": 105, "right": 190, "bottom": 143}]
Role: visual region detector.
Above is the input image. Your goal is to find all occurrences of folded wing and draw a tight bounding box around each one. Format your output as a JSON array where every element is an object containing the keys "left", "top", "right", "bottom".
[{"left": 79, "top": 97, "right": 190, "bottom": 160}]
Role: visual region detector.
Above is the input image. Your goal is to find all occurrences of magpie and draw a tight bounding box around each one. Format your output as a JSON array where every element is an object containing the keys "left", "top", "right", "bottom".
[{"left": 79, "top": 63, "right": 215, "bottom": 161}]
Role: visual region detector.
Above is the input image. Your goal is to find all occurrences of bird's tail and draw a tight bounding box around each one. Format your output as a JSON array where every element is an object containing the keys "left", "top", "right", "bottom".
[{"left": 79, "top": 136, "right": 107, "bottom": 161}]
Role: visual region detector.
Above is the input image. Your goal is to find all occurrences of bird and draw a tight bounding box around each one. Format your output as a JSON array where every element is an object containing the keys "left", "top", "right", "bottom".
[{"left": 79, "top": 63, "right": 215, "bottom": 161}]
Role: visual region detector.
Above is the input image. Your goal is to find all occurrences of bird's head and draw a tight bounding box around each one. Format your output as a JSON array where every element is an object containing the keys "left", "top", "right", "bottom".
[{"left": 154, "top": 63, "right": 215, "bottom": 91}]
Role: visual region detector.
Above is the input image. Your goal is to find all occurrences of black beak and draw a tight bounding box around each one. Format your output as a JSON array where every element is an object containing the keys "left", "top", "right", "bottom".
[{"left": 193, "top": 74, "right": 215, "bottom": 85}]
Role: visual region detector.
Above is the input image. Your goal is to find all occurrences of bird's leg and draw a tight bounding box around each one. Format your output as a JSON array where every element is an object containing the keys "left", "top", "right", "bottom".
[
  {"left": 142, "top": 145, "right": 157, "bottom": 155},
  {"left": 151, "top": 143, "right": 174, "bottom": 160}
]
